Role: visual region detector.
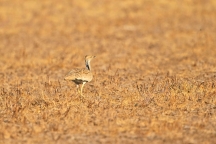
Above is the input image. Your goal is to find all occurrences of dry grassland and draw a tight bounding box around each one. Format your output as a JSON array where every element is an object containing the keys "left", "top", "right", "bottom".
[{"left": 0, "top": 0, "right": 216, "bottom": 143}]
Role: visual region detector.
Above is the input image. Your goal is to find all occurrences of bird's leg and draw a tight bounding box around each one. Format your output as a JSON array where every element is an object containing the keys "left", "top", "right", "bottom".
[
  {"left": 78, "top": 82, "right": 86, "bottom": 101},
  {"left": 80, "top": 82, "right": 86, "bottom": 96},
  {"left": 76, "top": 85, "right": 80, "bottom": 94}
]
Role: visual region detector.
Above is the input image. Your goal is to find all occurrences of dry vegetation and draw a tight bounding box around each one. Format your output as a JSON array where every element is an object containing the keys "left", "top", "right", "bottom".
[{"left": 0, "top": 0, "right": 216, "bottom": 143}]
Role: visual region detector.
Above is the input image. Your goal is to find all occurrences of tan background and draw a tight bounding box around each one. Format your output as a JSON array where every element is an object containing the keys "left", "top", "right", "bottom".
[{"left": 0, "top": 0, "right": 216, "bottom": 143}]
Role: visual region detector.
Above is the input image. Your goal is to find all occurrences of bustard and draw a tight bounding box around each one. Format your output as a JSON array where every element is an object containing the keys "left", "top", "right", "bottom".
[{"left": 64, "top": 55, "right": 96, "bottom": 96}]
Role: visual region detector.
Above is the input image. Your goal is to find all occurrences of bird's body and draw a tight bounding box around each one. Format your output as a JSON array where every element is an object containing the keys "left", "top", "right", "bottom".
[
  {"left": 64, "top": 55, "right": 95, "bottom": 96},
  {"left": 65, "top": 68, "right": 93, "bottom": 84}
]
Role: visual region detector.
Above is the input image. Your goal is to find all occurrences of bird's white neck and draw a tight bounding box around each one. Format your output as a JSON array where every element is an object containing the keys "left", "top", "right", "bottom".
[{"left": 85, "top": 60, "right": 91, "bottom": 71}]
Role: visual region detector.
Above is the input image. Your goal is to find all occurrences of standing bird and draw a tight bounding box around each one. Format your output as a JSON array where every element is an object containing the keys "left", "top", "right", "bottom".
[{"left": 64, "top": 55, "right": 96, "bottom": 97}]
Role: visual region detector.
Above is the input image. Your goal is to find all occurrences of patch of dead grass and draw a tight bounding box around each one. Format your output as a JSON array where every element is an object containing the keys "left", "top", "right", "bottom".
[{"left": 1, "top": 0, "right": 216, "bottom": 143}]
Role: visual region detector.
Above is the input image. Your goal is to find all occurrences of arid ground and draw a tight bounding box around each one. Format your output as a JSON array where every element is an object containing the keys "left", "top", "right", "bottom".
[{"left": 0, "top": 0, "right": 216, "bottom": 143}]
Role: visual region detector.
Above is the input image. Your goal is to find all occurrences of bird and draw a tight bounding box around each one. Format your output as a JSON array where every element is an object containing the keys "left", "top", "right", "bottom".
[{"left": 64, "top": 55, "right": 96, "bottom": 97}]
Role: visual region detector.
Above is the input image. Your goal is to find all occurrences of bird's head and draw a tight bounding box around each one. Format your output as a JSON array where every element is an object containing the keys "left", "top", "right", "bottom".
[
  {"left": 85, "top": 55, "right": 95, "bottom": 70},
  {"left": 85, "top": 55, "right": 96, "bottom": 62}
]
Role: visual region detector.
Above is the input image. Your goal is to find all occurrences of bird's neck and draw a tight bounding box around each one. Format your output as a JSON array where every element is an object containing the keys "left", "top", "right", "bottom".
[{"left": 85, "top": 60, "right": 91, "bottom": 71}]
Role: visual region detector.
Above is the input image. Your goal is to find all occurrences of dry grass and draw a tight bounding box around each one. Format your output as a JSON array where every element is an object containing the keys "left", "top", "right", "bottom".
[{"left": 0, "top": 0, "right": 216, "bottom": 143}]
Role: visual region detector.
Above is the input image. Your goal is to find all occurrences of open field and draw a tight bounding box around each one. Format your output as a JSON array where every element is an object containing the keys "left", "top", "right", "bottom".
[{"left": 0, "top": 0, "right": 216, "bottom": 143}]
